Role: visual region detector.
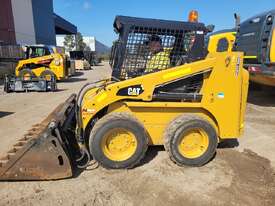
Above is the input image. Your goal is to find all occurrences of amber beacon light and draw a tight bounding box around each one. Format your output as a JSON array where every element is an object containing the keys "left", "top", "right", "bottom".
[{"left": 188, "top": 10, "right": 199, "bottom": 22}]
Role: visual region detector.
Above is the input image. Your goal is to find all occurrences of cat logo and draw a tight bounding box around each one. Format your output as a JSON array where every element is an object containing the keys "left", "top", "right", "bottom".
[
  {"left": 117, "top": 84, "right": 144, "bottom": 96},
  {"left": 128, "top": 87, "right": 141, "bottom": 96}
]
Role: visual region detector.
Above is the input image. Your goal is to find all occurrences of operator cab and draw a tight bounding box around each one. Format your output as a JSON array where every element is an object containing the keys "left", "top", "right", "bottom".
[
  {"left": 24, "top": 45, "right": 54, "bottom": 59},
  {"left": 110, "top": 15, "right": 210, "bottom": 80}
]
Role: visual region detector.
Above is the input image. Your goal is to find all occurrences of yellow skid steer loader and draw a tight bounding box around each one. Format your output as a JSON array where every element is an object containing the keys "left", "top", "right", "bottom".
[
  {"left": 4, "top": 45, "right": 69, "bottom": 92},
  {"left": 0, "top": 14, "right": 249, "bottom": 180}
]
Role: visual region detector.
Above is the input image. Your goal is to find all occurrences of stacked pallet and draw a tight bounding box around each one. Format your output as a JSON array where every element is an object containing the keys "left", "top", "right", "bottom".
[
  {"left": 0, "top": 45, "right": 24, "bottom": 58},
  {"left": 70, "top": 59, "right": 90, "bottom": 70}
]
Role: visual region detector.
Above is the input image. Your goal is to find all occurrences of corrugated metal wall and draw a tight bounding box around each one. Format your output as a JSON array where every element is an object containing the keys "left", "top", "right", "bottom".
[
  {"left": 0, "top": 0, "right": 16, "bottom": 44},
  {"left": 0, "top": 0, "right": 74, "bottom": 46},
  {"left": 11, "top": 0, "right": 36, "bottom": 45},
  {"left": 32, "top": 0, "right": 56, "bottom": 45}
]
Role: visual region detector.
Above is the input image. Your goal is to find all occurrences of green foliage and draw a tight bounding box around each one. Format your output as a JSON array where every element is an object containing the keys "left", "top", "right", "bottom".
[
  {"left": 75, "top": 32, "right": 87, "bottom": 51},
  {"left": 63, "top": 35, "right": 75, "bottom": 52},
  {"left": 63, "top": 32, "right": 88, "bottom": 52},
  {"left": 84, "top": 45, "right": 91, "bottom": 51}
]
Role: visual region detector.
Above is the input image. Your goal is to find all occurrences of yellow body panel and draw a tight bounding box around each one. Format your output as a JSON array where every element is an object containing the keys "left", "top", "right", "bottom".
[
  {"left": 270, "top": 28, "right": 275, "bottom": 63},
  {"left": 80, "top": 52, "right": 249, "bottom": 146},
  {"left": 208, "top": 32, "right": 236, "bottom": 53},
  {"left": 15, "top": 52, "right": 67, "bottom": 81}
]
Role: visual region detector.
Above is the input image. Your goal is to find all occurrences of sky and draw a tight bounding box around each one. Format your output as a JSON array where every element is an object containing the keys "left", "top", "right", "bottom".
[{"left": 54, "top": 0, "right": 275, "bottom": 47}]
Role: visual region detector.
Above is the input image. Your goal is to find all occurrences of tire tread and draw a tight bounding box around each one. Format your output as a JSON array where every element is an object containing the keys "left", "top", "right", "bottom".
[
  {"left": 164, "top": 114, "right": 218, "bottom": 167},
  {"left": 89, "top": 112, "right": 148, "bottom": 169}
]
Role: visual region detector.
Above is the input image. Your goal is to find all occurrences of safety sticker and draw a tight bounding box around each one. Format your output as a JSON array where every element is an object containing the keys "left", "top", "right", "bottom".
[{"left": 217, "top": 92, "right": 225, "bottom": 99}]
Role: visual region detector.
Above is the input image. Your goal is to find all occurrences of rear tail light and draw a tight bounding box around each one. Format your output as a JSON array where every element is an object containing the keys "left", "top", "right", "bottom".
[{"left": 248, "top": 66, "right": 262, "bottom": 73}]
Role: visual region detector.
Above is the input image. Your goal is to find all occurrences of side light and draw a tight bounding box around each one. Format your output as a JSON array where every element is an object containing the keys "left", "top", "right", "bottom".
[
  {"left": 248, "top": 66, "right": 262, "bottom": 73},
  {"left": 54, "top": 58, "right": 61, "bottom": 66}
]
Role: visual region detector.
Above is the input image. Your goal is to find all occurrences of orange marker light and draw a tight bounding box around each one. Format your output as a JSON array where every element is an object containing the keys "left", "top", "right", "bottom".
[{"left": 188, "top": 10, "right": 199, "bottom": 22}]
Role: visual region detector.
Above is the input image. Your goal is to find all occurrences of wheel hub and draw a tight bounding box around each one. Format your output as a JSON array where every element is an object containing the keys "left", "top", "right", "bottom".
[
  {"left": 178, "top": 128, "right": 209, "bottom": 159},
  {"left": 44, "top": 74, "right": 52, "bottom": 81},
  {"left": 23, "top": 73, "right": 31, "bottom": 81},
  {"left": 101, "top": 128, "right": 137, "bottom": 161}
]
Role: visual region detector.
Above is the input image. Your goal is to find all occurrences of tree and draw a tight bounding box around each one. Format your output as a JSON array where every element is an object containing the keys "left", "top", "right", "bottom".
[
  {"left": 84, "top": 45, "right": 91, "bottom": 51},
  {"left": 75, "top": 32, "right": 87, "bottom": 51},
  {"left": 63, "top": 35, "right": 75, "bottom": 52}
]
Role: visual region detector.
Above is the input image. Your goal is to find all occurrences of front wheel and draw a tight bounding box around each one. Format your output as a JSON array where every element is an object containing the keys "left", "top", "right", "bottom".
[
  {"left": 19, "top": 69, "right": 36, "bottom": 81},
  {"left": 164, "top": 114, "right": 218, "bottom": 167},
  {"left": 89, "top": 112, "right": 148, "bottom": 169}
]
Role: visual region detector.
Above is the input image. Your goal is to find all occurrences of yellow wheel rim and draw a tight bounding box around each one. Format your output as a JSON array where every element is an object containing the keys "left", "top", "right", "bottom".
[
  {"left": 178, "top": 128, "right": 209, "bottom": 159},
  {"left": 43, "top": 74, "right": 52, "bottom": 81},
  {"left": 101, "top": 128, "right": 137, "bottom": 161},
  {"left": 23, "top": 73, "right": 31, "bottom": 80}
]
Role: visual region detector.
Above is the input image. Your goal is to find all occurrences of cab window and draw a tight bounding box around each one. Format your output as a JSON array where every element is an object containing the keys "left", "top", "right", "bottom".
[{"left": 217, "top": 38, "right": 229, "bottom": 52}]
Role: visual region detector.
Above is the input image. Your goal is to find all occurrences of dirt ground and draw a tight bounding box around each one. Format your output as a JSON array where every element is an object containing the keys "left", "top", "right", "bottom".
[{"left": 0, "top": 62, "right": 275, "bottom": 206}]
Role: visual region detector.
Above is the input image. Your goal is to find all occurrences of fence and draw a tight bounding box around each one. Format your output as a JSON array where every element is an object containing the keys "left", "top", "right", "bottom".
[{"left": 0, "top": 45, "right": 24, "bottom": 79}]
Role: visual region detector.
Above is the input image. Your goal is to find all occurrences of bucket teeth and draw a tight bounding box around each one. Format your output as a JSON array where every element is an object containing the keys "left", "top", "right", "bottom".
[
  {"left": 7, "top": 148, "right": 17, "bottom": 155},
  {"left": 0, "top": 155, "right": 10, "bottom": 164},
  {"left": 0, "top": 123, "right": 44, "bottom": 172},
  {"left": 0, "top": 94, "right": 76, "bottom": 180},
  {"left": 19, "top": 136, "right": 31, "bottom": 141},
  {"left": 0, "top": 162, "right": 7, "bottom": 168},
  {"left": 14, "top": 142, "right": 25, "bottom": 147},
  {"left": 0, "top": 160, "right": 8, "bottom": 164},
  {"left": 26, "top": 131, "right": 39, "bottom": 136}
]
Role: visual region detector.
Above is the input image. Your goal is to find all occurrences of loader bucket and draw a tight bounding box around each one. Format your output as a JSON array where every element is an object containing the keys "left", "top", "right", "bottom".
[{"left": 0, "top": 94, "right": 79, "bottom": 181}]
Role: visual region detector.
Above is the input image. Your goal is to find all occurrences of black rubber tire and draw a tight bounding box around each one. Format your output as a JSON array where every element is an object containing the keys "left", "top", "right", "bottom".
[
  {"left": 89, "top": 112, "right": 148, "bottom": 169},
  {"left": 40, "top": 70, "right": 56, "bottom": 81},
  {"left": 164, "top": 114, "right": 218, "bottom": 167},
  {"left": 18, "top": 69, "right": 36, "bottom": 80},
  {"left": 4, "top": 75, "right": 11, "bottom": 93}
]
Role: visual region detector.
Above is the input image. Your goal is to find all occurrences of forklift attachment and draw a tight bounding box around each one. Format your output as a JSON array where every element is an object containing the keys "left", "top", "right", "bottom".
[
  {"left": 4, "top": 75, "right": 57, "bottom": 93},
  {"left": 0, "top": 94, "right": 78, "bottom": 180}
]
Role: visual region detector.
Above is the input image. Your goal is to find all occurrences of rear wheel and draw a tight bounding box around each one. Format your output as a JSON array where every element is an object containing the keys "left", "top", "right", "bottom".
[
  {"left": 89, "top": 112, "right": 148, "bottom": 169},
  {"left": 164, "top": 114, "right": 218, "bottom": 167},
  {"left": 19, "top": 69, "right": 36, "bottom": 81}
]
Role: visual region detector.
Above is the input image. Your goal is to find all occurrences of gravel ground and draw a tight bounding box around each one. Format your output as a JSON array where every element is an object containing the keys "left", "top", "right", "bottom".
[{"left": 0, "top": 62, "right": 274, "bottom": 206}]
